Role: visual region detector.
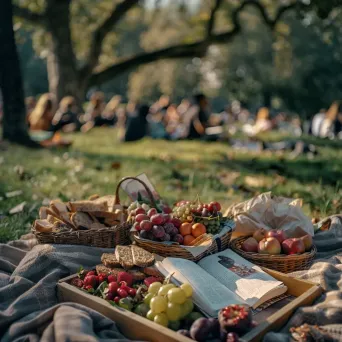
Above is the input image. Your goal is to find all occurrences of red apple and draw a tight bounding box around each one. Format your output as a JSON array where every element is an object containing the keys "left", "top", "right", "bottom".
[
  {"left": 150, "top": 214, "right": 165, "bottom": 225},
  {"left": 135, "top": 214, "right": 149, "bottom": 223},
  {"left": 282, "top": 238, "right": 305, "bottom": 255},
  {"left": 300, "top": 234, "right": 313, "bottom": 251},
  {"left": 171, "top": 218, "right": 182, "bottom": 228},
  {"left": 266, "top": 230, "right": 286, "bottom": 244},
  {"left": 140, "top": 220, "right": 152, "bottom": 231},
  {"left": 253, "top": 228, "right": 267, "bottom": 242},
  {"left": 258, "top": 237, "right": 281, "bottom": 255},
  {"left": 241, "top": 237, "right": 259, "bottom": 253}
]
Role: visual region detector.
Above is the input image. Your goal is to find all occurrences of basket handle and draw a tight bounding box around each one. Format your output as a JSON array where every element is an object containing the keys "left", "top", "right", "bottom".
[{"left": 114, "top": 176, "right": 157, "bottom": 207}]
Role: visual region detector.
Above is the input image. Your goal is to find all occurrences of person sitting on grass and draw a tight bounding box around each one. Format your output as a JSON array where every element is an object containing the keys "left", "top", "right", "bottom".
[
  {"left": 102, "top": 95, "right": 121, "bottom": 126},
  {"left": 52, "top": 96, "right": 80, "bottom": 132},
  {"left": 319, "top": 101, "right": 341, "bottom": 139},
  {"left": 119, "top": 104, "right": 149, "bottom": 142},
  {"left": 185, "top": 93, "right": 210, "bottom": 140},
  {"left": 80, "top": 91, "right": 106, "bottom": 132},
  {"left": 28, "top": 93, "right": 71, "bottom": 147}
]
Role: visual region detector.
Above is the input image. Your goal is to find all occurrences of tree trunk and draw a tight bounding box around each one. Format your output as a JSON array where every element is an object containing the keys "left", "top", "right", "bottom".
[
  {"left": 45, "top": 0, "right": 83, "bottom": 105},
  {"left": 0, "top": 0, "right": 38, "bottom": 146}
]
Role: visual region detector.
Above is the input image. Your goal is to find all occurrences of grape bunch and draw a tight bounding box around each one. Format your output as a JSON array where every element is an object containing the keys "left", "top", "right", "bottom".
[
  {"left": 172, "top": 201, "right": 196, "bottom": 222},
  {"left": 143, "top": 281, "right": 195, "bottom": 329},
  {"left": 201, "top": 218, "right": 221, "bottom": 234}
]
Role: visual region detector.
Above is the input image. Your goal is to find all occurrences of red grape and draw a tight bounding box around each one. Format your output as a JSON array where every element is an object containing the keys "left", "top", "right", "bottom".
[
  {"left": 108, "top": 282, "right": 119, "bottom": 294},
  {"left": 140, "top": 220, "right": 152, "bottom": 231},
  {"left": 135, "top": 208, "right": 146, "bottom": 215},
  {"left": 135, "top": 214, "right": 149, "bottom": 223}
]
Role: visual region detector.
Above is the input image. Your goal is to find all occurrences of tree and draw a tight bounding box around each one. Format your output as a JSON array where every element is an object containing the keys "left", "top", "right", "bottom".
[
  {"left": 13, "top": 0, "right": 315, "bottom": 104},
  {"left": 0, "top": 0, "right": 38, "bottom": 146}
]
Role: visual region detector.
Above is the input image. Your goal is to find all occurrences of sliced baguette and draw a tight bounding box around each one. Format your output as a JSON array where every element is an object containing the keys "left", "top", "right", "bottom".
[
  {"left": 71, "top": 212, "right": 94, "bottom": 230},
  {"left": 131, "top": 245, "right": 155, "bottom": 267},
  {"left": 101, "top": 253, "right": 121, "bottom": 268},
  {"left": 34, "top": 219, "right": 54, "bottom": 233},
  {"left": 69, "top": 200, "right": 108, "bottom": 212},
  {"left": 115, "top": 245, "right": 134, "bottom": 269}
]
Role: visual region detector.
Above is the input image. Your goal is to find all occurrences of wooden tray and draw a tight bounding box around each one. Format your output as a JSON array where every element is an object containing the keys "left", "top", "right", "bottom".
[{"left": 57, "top": 269, "right": 322, "bottom": 342}]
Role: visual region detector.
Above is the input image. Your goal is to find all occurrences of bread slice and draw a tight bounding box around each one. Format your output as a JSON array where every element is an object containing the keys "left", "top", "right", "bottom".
[
  {"left": 143, "top": 266, "right": 164, "bottom": 278},
  {"left": 131, "top": 245, "right": 155, "bottom": 267},
  {"left": 71, "top": 212, "right": 94, "bottom": 230},
  {"left": 34, "top": 219, "right": 54, "bottom": 232},
  {"left": 115, "top": 245, "right": 134, "bottom": 269},
  {"left": 101, "top": 253, "right": 121, "bottom": 268},
  {"left": 69, "top": 200, "right": 108, "bottom": 212}
]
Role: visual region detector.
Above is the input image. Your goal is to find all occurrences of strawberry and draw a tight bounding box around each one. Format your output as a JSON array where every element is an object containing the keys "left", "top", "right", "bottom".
[
  {"left": 144, "top": 276, "right": 162, "bottom": 288},
  {"left": 117, "top": 272, "right": 133, "bottom": 287}
]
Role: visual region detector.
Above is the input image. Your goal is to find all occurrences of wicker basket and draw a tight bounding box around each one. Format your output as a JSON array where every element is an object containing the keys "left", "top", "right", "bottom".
[
  {"left": 230, "top": 236, "right": 316, "bottom": 273},
  {"left": 132, "top": 230, "right": 232, "bottom": 262},
  {"left": 32, "top": 177, "right": 148, "bottom": 248}
]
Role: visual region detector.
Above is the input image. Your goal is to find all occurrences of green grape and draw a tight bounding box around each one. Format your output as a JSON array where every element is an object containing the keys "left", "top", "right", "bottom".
[
  {"left": 143, "top": 293, "right": 154, "bottom": 306},
  {"left": 150, "top": 296, "right": 167, "bottom": 314},
  {"left": 146, "top": 310, "right": 156, "bottom": 321},
  {"left": 167, "top": 288, "right": 187, "bottom": 305},
  {"left": 168, "top": 320, "right": 181, "bottom": 331},
  {"left": 158, "top": 284, "right": 175, "bottom": 296},
  {"left": 180, "top": 283, "right": 193, "bottom": 298},
  {"left": 166, "top": 302, "right": 182, "bottom": 321},
  {"left": 148, "top": 282, "right": 162, "bottom": 295},
  {"left": 154, "top": 313, "right": 169, "bottom": 327},
  {"left": 181, "top": 298, "right": 194, "bottom": 317}
]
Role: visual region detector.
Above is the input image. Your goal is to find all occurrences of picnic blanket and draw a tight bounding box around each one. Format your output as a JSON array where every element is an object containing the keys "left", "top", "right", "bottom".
[{"left": 1, "top": 215, "right": 342, "bottom": 342}]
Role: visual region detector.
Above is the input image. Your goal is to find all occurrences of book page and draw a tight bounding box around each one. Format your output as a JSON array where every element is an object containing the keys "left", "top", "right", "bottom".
[
  {"left": 156, "top": 258, "right": 244, "bottom": 316},
  {"left": 198, "top": 250, "right": 286, "bottom": 308}
]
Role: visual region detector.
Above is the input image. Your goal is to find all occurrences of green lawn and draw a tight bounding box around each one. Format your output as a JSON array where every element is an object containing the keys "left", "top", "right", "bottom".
[{"left": 1, "top": 129, "right": 341, "bottom": 243}]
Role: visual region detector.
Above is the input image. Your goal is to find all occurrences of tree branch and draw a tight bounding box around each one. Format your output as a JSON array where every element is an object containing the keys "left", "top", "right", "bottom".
[
  {"left": 12, "top": 4, "right": 45, "bottom": 25},
  {"left": 80, "top": 0, "right": 140, "bottom": 78},
  {"left": 89, "top": 0, "right": 307, "bottom": 87},
  {"left": 207, "top": 0, "right": 224, "bottom": 37}
]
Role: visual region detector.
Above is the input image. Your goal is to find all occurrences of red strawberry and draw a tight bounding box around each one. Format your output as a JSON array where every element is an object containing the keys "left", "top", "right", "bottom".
[
  {"left": 117, "top": 272, "right": 133, "bottom": 287},
  {"left": 144, "top": 276, "right": 162, "bottom": 288},
  {"left": 98, "top": 273, "right": 107, "bottom": 283},
  {"left": 107, "top": 274, "right": 116, "bottom": 283},
  {"left": 86, "top": 270, "right": 96, "bottom": 276},
  {"left": 84, "top": 275, "right": 98, "bottom": 288}
]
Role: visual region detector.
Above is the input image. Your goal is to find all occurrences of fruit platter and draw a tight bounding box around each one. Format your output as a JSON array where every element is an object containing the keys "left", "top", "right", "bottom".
[
  {"left": 65, "top": 245, "right": 256, "bottom": 342},
  {"left": 230, "top": 229, "right": 316, "bottom": 273},
  {"left": 128, "top": 199, "right": 234, "bottom": 262}
]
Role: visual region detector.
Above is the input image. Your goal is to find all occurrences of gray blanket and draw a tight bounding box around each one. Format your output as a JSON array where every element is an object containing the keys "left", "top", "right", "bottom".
[
  {"left": 1, "top": 216, "right": 342, "bottom": 342},
  {"left": 0, "top": 243, "right": 133, "bottom": 342}
]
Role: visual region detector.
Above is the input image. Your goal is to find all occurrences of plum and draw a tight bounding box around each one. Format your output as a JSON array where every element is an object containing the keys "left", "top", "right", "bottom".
[{"left": 190, "top": 318, "right": 212, "bottom": 342}]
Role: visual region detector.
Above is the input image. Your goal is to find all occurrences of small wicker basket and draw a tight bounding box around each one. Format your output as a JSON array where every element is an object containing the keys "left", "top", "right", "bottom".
[
  {"left": 32, "top": 177, "right": 148, "bottom": 248},
  {"left": 230, "top": 236, "right": 316, "bottom": 273},
  {"left": 132, "top": 230, "right": 232, "bottom": 262}
]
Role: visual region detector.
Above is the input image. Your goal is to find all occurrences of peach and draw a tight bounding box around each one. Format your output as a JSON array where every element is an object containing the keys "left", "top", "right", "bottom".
[{"left": 258, "top": 237, "right": 281, "bottom": 255}]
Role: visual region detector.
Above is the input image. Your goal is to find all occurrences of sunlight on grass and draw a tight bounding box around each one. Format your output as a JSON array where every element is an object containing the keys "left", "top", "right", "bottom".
[{"left": 1, "top": 128, "right": 341, "bottom": 242}]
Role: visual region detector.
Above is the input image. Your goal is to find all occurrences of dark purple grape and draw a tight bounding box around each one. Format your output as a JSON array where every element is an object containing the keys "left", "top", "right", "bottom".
[
  {"left": 169, "top": 226, "right": 179, "bottom": 236},
  {"left": 163, "top": 222, "right": 176, "bottom": 234},
  {"left": 226, "top": 332, "right": 240, "bottom": 342},
  {"left": 177, "top": 330, "right": 191, "bottom": 337},
  {"left": 190, "top": 318, "right": 212, "bottom": 342},
  {"left": 208, "top": 318, "right": 220, "bottom": 338},
  {"left": 160, "top": 233, "right": 171, "bottom": 242},
  {"left": 172, "top": 234, "right": 184, "bottom": 244},
  {"left": 139, "top": 230, "right": 149, "bottom": 239},
  {"left": 147, "top": 231, "right": 157, "bottom": 241},
  {"left": 152, "top": 225, "right": 165, "bottom": 239},
  {"left": 202, "top": 208, "right": 210, "bottom": 217}
]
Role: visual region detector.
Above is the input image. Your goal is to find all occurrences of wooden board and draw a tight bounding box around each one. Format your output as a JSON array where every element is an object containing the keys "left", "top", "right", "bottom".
[{"left": 57, "top": 268, "right": 322, "bottom": 342}]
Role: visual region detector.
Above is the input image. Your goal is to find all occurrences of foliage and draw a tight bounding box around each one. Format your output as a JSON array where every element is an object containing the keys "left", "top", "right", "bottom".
[{"left": 1, "top": 129, "right": 341, "bottom": 242}]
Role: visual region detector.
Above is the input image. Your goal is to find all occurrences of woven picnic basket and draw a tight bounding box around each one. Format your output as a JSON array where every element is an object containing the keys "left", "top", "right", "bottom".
[
  {"left": 230, "top": 236, "right": 316, "bottom": 273},
  {"left": 129, "top": 178, "right": 233, "bottom": 262},
  {"left": 31, "top": 177, "right": 148, "bottom": 248}
]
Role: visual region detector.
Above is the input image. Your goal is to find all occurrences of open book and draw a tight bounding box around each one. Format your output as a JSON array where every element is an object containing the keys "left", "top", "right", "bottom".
[{"left": 155, "top": 250, "right": 287, "bottom": 317}]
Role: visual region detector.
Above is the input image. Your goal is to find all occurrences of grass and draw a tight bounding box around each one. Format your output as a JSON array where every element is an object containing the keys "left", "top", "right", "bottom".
[{"left": 1, "top": 129, "right": 341, "bottom": 243}]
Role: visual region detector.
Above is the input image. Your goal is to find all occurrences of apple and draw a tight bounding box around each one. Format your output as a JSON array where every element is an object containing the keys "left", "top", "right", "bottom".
[
  {"left": 266, "top": 230, "right": 286, "bottom": 244},
  {"left": 282, "top": 238, "right": 305, "bottom": 255},
  {"left": 135, "top": 214, "right": 149, "bottom": 223},
  {"left": 253, "top": 228, "right": 267, "bottom": 242},
  {"left": 241, "top": 237, "right": 259, "bottom": 253},
  {"left": 258, "top": 237, "right": 281, "bottom": 255},
  {"left": 140, "top": 220, "right": 152, "bottom": 231},
  {"left": 300, "top": 234, "right": 313, "bottom": 251},
  {"left": 150, "top": 214, "right": 165, "bottom": 225},
  {"left": 147, "top": 208, "right": 158, "bottom": 217}
]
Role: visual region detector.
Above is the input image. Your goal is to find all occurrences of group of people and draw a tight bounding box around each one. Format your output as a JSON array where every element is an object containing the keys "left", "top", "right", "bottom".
[{"left": 2, "top": 90, "right": 341, "bottom": 145}]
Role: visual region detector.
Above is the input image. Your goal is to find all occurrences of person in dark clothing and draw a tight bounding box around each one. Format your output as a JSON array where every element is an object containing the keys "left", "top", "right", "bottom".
[
  {"left": 52, "top": 96, "right": 80, "bottom": 132},
  {"left": 121, "top": 104, "right": 149, "bottom": 142},
  {"left": 187, "top": 93, "right": 210, "bottom": 139}
]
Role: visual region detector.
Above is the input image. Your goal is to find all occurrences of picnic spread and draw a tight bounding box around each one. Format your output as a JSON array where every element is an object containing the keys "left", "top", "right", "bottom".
[{"left": 1, "top": 176, "right": 342, "bottom": 342}]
